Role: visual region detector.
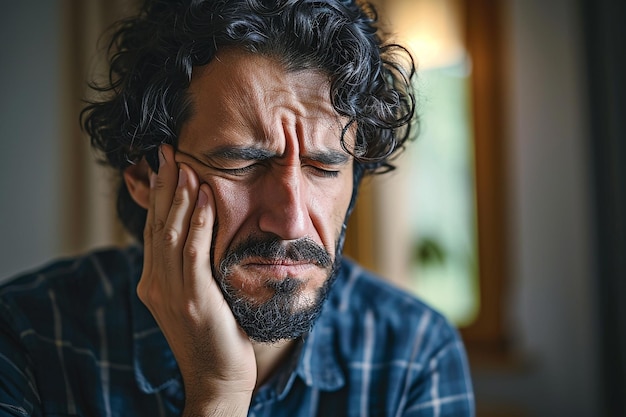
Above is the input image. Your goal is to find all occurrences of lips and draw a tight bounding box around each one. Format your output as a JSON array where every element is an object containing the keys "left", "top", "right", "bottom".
[
  {"left": 218, "top": 236, "right": 333, "bottom": 278},
  {"left": 239, "top": 260, "right": 319, "bottom": 278}
]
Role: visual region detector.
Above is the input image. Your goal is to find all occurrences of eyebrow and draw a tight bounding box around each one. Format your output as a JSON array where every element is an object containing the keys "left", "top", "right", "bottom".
[
  {"left": 176, "top": 147, "right": 275, "bottom": 166},
  {"left": 305, "top": 150, "right": 351, "bottom": 165},
  {"left": 179, "top": 146, "right": 350, "bottom": 166},
  {"left": 205, "top": 147, "right": 277, "bottom": 161}
]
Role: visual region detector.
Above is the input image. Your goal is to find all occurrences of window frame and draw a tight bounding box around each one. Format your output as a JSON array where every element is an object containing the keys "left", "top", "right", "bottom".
[{"left": 343, "top": 0, "right": 510, "bottom": 361}]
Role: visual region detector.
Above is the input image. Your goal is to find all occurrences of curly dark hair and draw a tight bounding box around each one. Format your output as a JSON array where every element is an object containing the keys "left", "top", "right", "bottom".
[{"left": 81, "top": 0, "right": 416, "bottom": 241}]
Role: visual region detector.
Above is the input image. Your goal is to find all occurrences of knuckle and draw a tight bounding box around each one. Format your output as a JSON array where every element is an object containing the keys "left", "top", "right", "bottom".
[
  {"left": 183, "top": 244, "right": 201, "bottom": 262},
  {"left": 153, "top": 175, "right": 167, "bottom": 191},
  {"left": 190, "top": 213, "right": 207, "bottom": 230},
  {"left": 136, "top": 282, "right": 148, "bottom": 301},
  {"left": 171, "top": 192, "right": 186, "bottom": 208},
  {"left": 152, "top": 218, "right": 166, "bottom": 233},
  {"left": 137, "top": 281, "right": 157, "bottom": 306},
  {"left": 163, "top": 227, "right": 179, "bottom": 245}
]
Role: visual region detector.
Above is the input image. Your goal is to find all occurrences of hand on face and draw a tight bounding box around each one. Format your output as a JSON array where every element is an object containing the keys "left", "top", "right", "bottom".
[
  {"left": 134, "top": 51, "right": 355, "bottom": 415},
  {"left": 136, "top": 144, "right": 256, "bottom": 412}
]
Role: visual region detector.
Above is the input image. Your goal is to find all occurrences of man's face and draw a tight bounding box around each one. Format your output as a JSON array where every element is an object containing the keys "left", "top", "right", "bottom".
[{"left": 175, "top": 49, "right": 354, "bottom": 342}]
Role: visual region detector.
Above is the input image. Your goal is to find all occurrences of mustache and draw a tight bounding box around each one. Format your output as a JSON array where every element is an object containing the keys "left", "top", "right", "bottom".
[{"left": 218, "top": 236, "right": 333, "bottom": 275}]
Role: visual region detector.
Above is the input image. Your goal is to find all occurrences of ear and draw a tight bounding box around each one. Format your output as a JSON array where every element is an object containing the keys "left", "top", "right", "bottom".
[{"left": 123, "top": 158, "right": 151, "bottom": 210}]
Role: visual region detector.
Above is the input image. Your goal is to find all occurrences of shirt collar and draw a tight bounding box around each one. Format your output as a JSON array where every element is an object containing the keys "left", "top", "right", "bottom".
[
  {"left": 263, "top": 262, "right": 352, "bottom": 398},
  {"left": 129, "top": 250, "right": 349, "bottom": 395},
  {"left": 294, "top": 258, "right": 351, "bottom": 391},
  {"left": 293, "top": 314, "right": 345, "bottom": 391},
  {"left": 254, "top": 311, "right": 347, "bottom": 406}
]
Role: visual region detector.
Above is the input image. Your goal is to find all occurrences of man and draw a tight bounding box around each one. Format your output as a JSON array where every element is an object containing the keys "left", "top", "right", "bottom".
[{"left": 0, "top": 0, "right": 474, "bottom": 415}]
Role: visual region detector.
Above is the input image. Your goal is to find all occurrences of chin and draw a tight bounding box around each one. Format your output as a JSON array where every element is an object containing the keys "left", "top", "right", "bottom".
[
  {"left": 226, "top": 267, "right": 328, "bottom": 303},
  {"left": 218, "top": 265, "right": 339, "bottom": 343},
  {"left": 210, "top": 235, "right": 343, "bottom": 342}
]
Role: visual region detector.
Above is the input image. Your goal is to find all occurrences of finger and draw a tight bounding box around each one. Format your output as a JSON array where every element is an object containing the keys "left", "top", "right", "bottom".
[
  {"left": 164, "top": 163, "right": 200, "bottom": 246},
  {"left": 161, "top": 163, "right": 200, "bottom": 289},
  {"left": 150, "top": 145, "right": 181, "bottom": 283},
  {"left": 137, "top": 169, "right": 158, "bottom": 304},
  {"left": 142, "top": 170, "right": 158, "bottom": 269},
  {"left": 183, "top": 183, "right": 216, "bottom": 297},
  {"left": 183, "top": 184, "right": 247, "bottom": 343},
  {"left": 152, "top": 145, "right": 178, "bottom": 238}
]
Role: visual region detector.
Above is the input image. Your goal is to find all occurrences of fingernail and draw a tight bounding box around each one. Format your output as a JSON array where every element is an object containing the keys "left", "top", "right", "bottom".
[
  {"left": 197, "top": 188, "right": 208, "bottom": 208},
  {"left": 150, "top": 172, "right": 157, "bottom": 189},
  {"left": 177, "top": 168, "right": 187, "bottom": 187}
]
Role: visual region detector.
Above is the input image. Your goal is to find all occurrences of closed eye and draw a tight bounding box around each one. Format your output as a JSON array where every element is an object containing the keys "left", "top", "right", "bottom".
[
  {"left": 177, "top": 148, "right": 267, "bottom": 177},
  {"left": 217, "top": 164, "right": 262, "bottom": 176},
  {"left": 176, "top": 148, "right": 347, "bottom": 179},
  {"left": 306, "top": 165, "right": 340, "bottom": 178}
]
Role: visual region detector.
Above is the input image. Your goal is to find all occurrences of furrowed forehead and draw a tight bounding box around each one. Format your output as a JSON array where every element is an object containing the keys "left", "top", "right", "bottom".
[{"left": 184, "top": 49, "right": 352, "bottom": 151}]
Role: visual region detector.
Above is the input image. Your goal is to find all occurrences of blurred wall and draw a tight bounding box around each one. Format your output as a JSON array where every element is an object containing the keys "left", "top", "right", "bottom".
[
  {"left": 0, "top": 1, "right": 63, "bottom": 280},
  {"left": 0, "top": 1, "right": 133, "bottom": 282},
  {"left": 583, "top": 0, "right": 626, "bottom": 413},
  {"left": 472, "top": 0, "right": 600, "bottom": 416}
]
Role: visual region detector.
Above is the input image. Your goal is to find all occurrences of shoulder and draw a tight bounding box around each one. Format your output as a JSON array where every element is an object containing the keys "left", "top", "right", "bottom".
[
  {"left": 1, "top": 246, "right": 141, "bottom": 298},
  {"left": 0, "top": 246, "right": 142, "bottom": 334},
  {"left": 324, "top": 258, "right": 464, "bottom": 362},
  {"left": 329, "top": 258, "right": 456, "bottom": 335},
  {"left": 0, "top": 247, "right": 146, "bottom": 416},
  {"left": 306, "top": 259, "right": 474, "bottom": 413}
]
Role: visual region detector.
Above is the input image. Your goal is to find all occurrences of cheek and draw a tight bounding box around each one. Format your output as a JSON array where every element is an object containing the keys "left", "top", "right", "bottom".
[
  {"left": 206, "top": 180, "right": 253, "bottom": 260},
  {"left": 308, "top": 179, "right": 353, "bottom": 249}
]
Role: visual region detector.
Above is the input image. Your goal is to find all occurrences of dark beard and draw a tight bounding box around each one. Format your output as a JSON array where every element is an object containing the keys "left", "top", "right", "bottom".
[{"left": 214, "top": 236, "right": 340, "bottom": 343}]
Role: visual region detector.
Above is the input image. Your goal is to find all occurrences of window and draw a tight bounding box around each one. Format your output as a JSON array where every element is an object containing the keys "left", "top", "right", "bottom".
[{"left": 344, "top": 0, "right": 509, "bottom": 357}]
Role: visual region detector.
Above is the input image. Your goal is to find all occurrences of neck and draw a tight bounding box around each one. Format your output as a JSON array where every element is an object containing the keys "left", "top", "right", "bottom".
[{"left": 252, "top": 339, "right": 298, "bottom": 388}]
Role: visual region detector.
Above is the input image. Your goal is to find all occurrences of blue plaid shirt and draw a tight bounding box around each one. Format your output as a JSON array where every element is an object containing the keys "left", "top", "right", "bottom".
[{"left": 0, "top": 247, "right": 474, "bottom": 416}]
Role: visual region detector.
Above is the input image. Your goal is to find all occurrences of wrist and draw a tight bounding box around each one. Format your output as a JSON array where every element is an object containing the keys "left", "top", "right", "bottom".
[{"left": 183, "top": 389, "right": 252, "bottom": 417}]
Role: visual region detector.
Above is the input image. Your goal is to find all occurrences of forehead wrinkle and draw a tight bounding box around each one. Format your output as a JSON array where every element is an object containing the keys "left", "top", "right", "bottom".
[
  {"left": 186, "top": 65, "right": 253, "bottom": 147},
  {"left": 229, "top": 82, "right": 338, "bottom": 154},
  {"left": 217, "top": 68, "right": 299, "bottom": 149},
  {"left": 220, "top": 75, "right": 266, "bottom": 139},
  {"left": 190, "top": 50, "right": 349, "bottom": 154},
  {"left": 238, "top": 59, "right": 336, "bottom": 128}
]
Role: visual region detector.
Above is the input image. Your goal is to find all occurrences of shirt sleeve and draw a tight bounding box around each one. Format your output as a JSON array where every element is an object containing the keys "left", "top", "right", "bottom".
[
  {"left": 0, "top": 301, "right": 42, "bottom": 417},
  {"left": 402, "top": 324, "right": 475, "bottom": 417}
]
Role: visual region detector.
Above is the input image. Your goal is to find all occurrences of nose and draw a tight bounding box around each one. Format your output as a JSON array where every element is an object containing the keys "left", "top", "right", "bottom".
[{"left": 258, "top": 166, "right": 311, "bottom": 240}]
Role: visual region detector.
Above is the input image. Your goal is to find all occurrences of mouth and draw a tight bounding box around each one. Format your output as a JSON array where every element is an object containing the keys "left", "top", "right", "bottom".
[
  {"left": 220, "top": 258, "right": 320, "bottom": 307},
  {"left": 217, "top": 236, "right": 333, "bottom": 285},
  {"left": 238, "top": 258, "right": 322, "bottom": 278}
]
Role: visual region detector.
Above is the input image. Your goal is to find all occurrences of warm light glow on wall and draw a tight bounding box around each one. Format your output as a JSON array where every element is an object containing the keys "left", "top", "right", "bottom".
[{"left": 386, "top": 0, "right": 465, "bottom": 69}]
